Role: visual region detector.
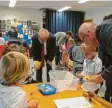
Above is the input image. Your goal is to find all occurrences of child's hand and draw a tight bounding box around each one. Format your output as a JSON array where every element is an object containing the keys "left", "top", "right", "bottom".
[
  {"left": 28, "top": 99, "right": 39, "bottom": 108},
  {"left": 76, "top": 73, "right": 84, "bottom": 78}
]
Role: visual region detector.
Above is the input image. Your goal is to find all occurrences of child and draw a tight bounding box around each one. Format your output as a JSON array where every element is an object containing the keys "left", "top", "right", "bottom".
[
  {"left": 0, "top": 52, "right": 38, "bottom": 108},
  {"left": 71, "top": 37, "right": 84, "bottom": 75},
  {"left": 2, "top": 44, "right": 20, "bottom": 56},
  {"left": 2, "top": 44, "right": 35, "bottom": 84},
  {"left": 0, "top": 44, "right": 20, "bottom": 84},
  {"left": 61, "top": 38, "right": 75, "bottom": 66},
  {"left": 78, "top": 43, "right": 102, "bottom": 78},
  {"left": 68, "top": 38, "right": 75, "bottom": 57},
  {"left": 19, "top": 45, "right": 29, "bottom": 57}
]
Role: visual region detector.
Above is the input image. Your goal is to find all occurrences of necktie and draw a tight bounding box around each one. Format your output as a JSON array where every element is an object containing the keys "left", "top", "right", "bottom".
[{"left": 41, "top": 44, "right": 44, "bottom": 67}]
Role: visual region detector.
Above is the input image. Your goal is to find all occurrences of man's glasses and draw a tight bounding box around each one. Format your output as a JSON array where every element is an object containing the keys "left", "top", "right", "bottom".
[{"left": 81, "top": 31, "right": 90, "bottom": 43}]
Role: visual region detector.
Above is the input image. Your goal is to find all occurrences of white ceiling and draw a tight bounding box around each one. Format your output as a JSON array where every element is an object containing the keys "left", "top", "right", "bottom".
[{"left": 0, "top": 0, "right": 112, "bottom": 11}]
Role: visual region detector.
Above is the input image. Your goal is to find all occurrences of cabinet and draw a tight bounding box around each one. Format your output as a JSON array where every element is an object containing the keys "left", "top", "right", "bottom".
[{"left": 40, "top": 9, "right": 46, "bottom": 28}]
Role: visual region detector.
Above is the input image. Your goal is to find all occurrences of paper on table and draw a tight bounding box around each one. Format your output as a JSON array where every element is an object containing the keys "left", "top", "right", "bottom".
[{"left": 54, "top": 97, "right": 93, "bottom": 108}]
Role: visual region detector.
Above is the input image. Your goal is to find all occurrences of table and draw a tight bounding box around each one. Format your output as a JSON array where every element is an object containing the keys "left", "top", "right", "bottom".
[{"left": 22, "top": 84, "right": 112, "bottom": 108}]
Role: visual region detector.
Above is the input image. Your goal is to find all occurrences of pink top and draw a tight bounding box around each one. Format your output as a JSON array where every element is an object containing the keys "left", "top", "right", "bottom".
[{"left": 66, "top": 41, "right": 70, "bottom": 50}]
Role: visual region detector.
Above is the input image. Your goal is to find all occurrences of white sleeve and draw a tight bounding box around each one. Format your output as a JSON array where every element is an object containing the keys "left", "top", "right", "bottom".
[
  {"left": 2, "top": 38, "right": 5, "bottom": 44},
  {"left": 11, "top": 92, "right": 27, "bottom": 108}
]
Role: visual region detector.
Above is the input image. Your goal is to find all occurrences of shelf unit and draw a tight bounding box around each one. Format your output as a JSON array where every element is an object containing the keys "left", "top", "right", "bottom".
[{"left": 40, "top": 9, "right": 46, "bottom": 28}]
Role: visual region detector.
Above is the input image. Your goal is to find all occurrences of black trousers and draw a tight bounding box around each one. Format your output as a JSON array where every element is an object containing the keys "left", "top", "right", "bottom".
[
  {"left": 104, "top": 89, "right": 112, "bottom": 103},
  {"left": 36, "top": 61, "right": 52, "bottom": 82},
  {"left": 55, "top": 46, "right": 60, "bottom": 65}
]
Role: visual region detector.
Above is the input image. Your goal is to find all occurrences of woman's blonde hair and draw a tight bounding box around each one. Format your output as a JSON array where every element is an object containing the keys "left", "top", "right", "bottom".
[
  {"left": 1, "top": 52, "right": 30, "bottom": 85},
  {"left": 81, "top": 43, "right": 96, "bottom": 55},
  {"left": 68, "top": 38, "right": 75, "bottom": 45}
]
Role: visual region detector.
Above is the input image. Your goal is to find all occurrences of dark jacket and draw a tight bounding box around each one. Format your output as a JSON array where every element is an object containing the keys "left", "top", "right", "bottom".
[
  {"left": 46, "top": 33, "right": 56, "bottom": 61},
  {"left": 96, "top": 19, "right": 112, "bottom": 96},
  {"left": 32, "top": 34, "right": 42, "bottom": 61},
  {"left": 32, "top": 33, "right": 56, "bottom": 62},
  {"left": 7, "top": 30, "right": 18, "bottom": 40},
  {"left": 96, "top": 19, "right": 112, "bottom": 55},
  {"left": 98, "top": 45, "right": 112, "bottom": 68}
]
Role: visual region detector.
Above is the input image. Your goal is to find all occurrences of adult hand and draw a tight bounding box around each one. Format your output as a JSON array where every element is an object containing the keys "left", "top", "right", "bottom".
[
  {"left": 60, "top": 44, "right": 66, "bottom": 52},
  {"left": 36, "top": 63, "right": 42, "bottom": 70},
  {"left": 47, "top": 60, "right": 52, "bottom": 67},
  {"left": 33, "top": 61, "right": 42, "bottom": 70}
]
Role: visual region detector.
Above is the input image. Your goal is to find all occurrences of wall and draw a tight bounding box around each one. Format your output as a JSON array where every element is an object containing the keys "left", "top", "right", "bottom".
[
  {"left": 85, "top": 4, "right": 112, "bottom": 24},
  {"left": 0, "top": 7, "right": 41, "bottom": 27}
]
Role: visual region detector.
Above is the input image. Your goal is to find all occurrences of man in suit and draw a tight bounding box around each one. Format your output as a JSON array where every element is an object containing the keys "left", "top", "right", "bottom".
[{"left": 32, "top": 28, "right": 56, "bottom": 82}]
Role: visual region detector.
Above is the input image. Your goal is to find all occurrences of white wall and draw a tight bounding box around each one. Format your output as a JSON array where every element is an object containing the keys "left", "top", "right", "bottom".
[
  {"left": 85, "top": 4, "right": 112, "bottom": 24},
  {"left": 0, "top": 7, "right": 41, "bottom": 27}
]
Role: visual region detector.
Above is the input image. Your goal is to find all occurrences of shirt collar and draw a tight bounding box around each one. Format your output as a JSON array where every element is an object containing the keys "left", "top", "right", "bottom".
[
  {"left": 38, "top": 35, "right": 43, "bottom": 44},
  {"left": 85, "top": 54, "right": 98, "bottom": 63},
  {"left": 92, "top": 54, "right": 98, "bottom": 62}
]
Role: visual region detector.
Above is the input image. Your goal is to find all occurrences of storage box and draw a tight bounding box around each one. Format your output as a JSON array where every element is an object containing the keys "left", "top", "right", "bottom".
[
  {"left": 49, "top": 71, "right": 78, "bottom": 92},
  {"left": 38, "top": 84, "right": 56, "bottom": 95}
]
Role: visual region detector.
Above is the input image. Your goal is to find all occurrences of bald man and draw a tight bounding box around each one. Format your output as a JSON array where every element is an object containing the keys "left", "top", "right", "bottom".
[
  {"left": 79, "top": 19, "right": 112, "bottom": 102},
  {"left": 32, "top": 28, "right": 56, "bottom": 82}
]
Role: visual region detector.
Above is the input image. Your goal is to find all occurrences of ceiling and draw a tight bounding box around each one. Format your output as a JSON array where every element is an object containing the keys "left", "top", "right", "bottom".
[{"left": 0, "top": 0, "right": 112, "bottom": 11}]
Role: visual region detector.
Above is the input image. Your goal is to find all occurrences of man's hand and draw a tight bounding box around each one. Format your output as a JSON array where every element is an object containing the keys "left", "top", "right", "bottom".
[
  {"left": 47, "top": 60, "right": 52, "bottom": 67},
  {"left": 36, "top": 63, "right": 42, "bottom": 70},
  {"left": 60, "top": 44, "right": 66, "bottom": 52},
  {"left": 95, "top": 72, "right": 101, "bottom": 75},
  {"left": 33, "top": 61, "right": 42, "bottom": 70},
  {"left": 86, "top": 74, "right": 103, "bottom": 84}
]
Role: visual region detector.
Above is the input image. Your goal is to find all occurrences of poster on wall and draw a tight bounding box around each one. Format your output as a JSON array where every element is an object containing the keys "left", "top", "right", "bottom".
[
  {"left": 0, "top": 16, "right": 39, "bottom": 44},
  {"left": 11, "top": 17, "right": 19, "bottom": 28}
]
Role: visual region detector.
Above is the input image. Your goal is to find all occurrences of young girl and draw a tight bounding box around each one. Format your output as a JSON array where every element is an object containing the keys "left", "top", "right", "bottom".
[
  {"left": 78, "top": 43, "right": 102, "bottom": 78},
  {"left": 0, "top": 52, "right": 38, "bottom": 108}
]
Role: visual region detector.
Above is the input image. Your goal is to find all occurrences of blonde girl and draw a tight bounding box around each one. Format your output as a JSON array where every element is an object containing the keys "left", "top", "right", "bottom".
[{"left": 0, "top": 52, "right": 38, "bottom": 108}]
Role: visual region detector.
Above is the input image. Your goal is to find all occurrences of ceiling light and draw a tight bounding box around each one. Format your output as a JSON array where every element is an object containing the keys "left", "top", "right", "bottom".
[
  {"left": 78, "top": 0, "right": 89, "bottom": 3},
  {"left": 9, "top": 0, "right": 17, "bottom": 7},
  {"left": 58, "top": 6, "right": 71, "bottom": 12}
]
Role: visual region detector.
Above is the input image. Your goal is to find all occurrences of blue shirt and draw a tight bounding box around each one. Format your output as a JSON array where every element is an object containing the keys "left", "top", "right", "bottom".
[{"left": 81, "top": 55, "right": 102, "bottom": 76}]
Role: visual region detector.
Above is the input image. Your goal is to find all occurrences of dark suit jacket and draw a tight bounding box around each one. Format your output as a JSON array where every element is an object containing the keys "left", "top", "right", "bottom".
[
  {"left": 46, "top": 33, "right": 56, "bottom": 61},
  {"left": 32, "top": 33, "right": 56, "bottom": 62},
  {"left": 32, "top": 34, "right": 42, "bottom": 61},
  {"left": 8, "top": 30, "right": 18, "bottom": 40}
]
